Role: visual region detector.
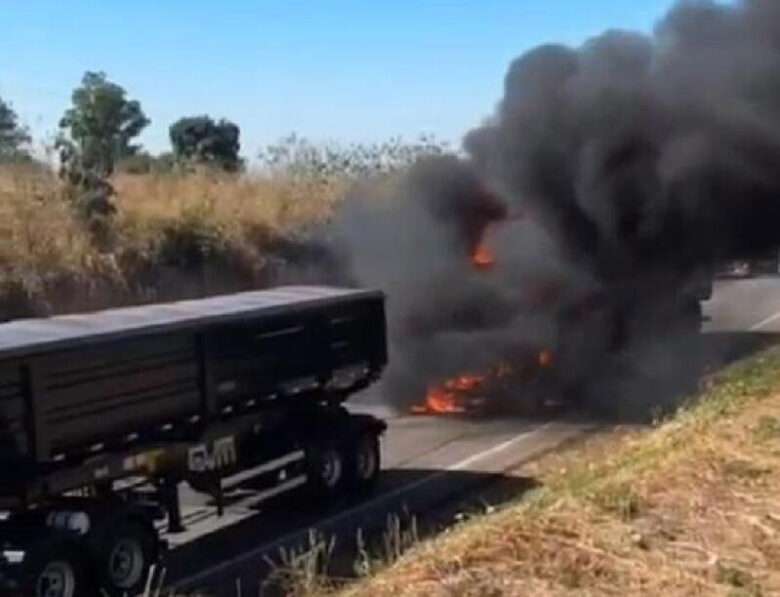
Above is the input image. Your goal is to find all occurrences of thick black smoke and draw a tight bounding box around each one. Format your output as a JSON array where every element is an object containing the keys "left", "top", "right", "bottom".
[
  {"left": 331, "top": 0, "right": 780, "bottom": 414},
  {"left": 468, "top": 0, "right": 780, "bottom": 272}
]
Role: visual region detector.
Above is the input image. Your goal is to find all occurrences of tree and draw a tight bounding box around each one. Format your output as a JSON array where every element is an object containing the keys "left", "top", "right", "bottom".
[
  {"left": 57, "top": 71, "right": 149, "bottom": 178},
  {"left": 0, "top": 97, "right": 31, "bottom": 162},
  {"left": 169, "top": 116, "right": 242, "bottom": 172}
]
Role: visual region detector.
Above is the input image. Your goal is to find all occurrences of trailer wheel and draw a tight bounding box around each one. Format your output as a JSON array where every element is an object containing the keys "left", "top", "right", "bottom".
[
  {"left": 96, "top": 520, "right": 156, "bottom": 597},
  {"left": 307, "top": 442, "right": 346, "bottom": 498},
  {"left": 24, "top": 544, "right": 84, "bottom": 597},
  {"left": 347, "top": 434, "right": 380, "bottom": 492}
]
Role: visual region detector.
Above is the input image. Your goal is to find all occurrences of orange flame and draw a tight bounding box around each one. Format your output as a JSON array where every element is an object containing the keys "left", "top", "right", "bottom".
[
  {"left": 411, "top": 374, "right": 485, "bottom": 415},
  {"left": 538, "top": 349, "right": 554, "bottom": 368},
  {"left": 445, "top": 374, "right": 486, "bottom": 392},
  {"left": 410, "top": 352, "right": 554, "bottom": 415},
  {"left": 471, "top": 244, "right": 496, "bottom": 270}
]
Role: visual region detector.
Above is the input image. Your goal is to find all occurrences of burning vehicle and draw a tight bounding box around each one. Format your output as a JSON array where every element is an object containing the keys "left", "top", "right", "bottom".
[
  {"left": 328, "top": 0, "right": 780, "bottom": 418},
  {"left": 411, "top": 350, "right": 557, "bottom": 416},
  {"left": 407, "top": 229, "right": 565, "bottom": 415},
  {"left": 333, "top": 168, "right": 712, "bottom": 418}
]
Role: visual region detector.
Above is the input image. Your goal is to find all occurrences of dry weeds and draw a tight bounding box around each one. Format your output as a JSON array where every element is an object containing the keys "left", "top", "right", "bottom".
[
  {"left": 0, "top": 165, "right": 348, "bottom": 316},
  {"left": 113, "top": 170, "right": 348, "bottom": 241},
  {"left": 0, "top": 165, "right": 344, "bottom": 266}
]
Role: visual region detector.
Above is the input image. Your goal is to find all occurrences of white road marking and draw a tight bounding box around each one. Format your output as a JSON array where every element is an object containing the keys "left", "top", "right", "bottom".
[
  {"left": 174, "top": 421, "right": 555, "bottom": 590},
  {"left": 750, "top": 310, "right": 780, "bottom": 331}
]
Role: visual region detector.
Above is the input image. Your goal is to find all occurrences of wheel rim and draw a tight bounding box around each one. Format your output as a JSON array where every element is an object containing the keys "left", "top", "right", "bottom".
[
  {"left": 108, "top": 538, "right": 145, "bottom": 589},
  {"left": 356, "top": 440, "right": 377, "bottom": 481},
  {"left": 36, "top": 561, "right": 75, "bottom": 597},
  {"left": 320, "top": 449, "right": 343, "bottom": 489}
]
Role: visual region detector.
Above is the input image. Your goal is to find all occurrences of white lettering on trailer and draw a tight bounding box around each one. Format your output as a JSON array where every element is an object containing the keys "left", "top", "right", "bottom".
[
  {"left": 188, "top": 436, "right": 237, "bottom": 472},
  {"left": 213, "top": 436, "right": 237, "bottom": 469}
]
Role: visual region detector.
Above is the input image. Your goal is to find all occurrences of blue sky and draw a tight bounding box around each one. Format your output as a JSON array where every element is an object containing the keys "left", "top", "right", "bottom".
[{"left": 0, "top": 1, "right": 678, "bottom": 159}]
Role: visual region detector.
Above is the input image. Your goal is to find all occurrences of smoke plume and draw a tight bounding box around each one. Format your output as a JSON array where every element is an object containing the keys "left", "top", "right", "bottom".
[{"left": 330, "top": 0, "right": 780, "bottom": 414}]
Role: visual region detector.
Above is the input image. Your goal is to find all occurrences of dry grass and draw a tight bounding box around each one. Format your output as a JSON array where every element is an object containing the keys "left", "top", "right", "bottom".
[
  {"left": 329, "top": 347, "right": 780, "bottom": 597},
  {"left": 0, "top": 165, "right": 345, "bottom": 266},
  {"left": 0, "top": 163, "right": 94, "bottom": 271},
  {"left": 114, "top": 170, "right": 347, "bottom": 242},
  {"left": 0, "top": 164, "right": 349, "bottom": 316}
]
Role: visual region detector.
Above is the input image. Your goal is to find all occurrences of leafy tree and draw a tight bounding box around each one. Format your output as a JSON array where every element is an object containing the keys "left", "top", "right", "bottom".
[
  {"left": 0, "top": 97, "right": 31, "bottom": 162},
  {"left": 57, "top": 71, "right": 150, "bottom": 178},
  {"left": 169, "top": 116, "right": 242, "bottom": 172}
]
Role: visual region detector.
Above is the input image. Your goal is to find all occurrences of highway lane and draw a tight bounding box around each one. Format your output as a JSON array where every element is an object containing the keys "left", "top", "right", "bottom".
[
  {"left": 162, "top": 276, "right": 780, "bottom": 595},
  {"left": 704, "top": 276, "right": 780, "bottom": 332}
]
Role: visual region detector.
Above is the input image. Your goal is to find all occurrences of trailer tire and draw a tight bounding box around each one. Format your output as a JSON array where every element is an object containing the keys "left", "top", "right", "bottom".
[
  {"left": 346, "top": 433, "right": 380, "bottom": 493},
  {"left": 23, "top": 543, "right": 86, "bottom": 597},
  {"left": 307, "top": 442, "right": 346, "bottom": 498},
  {"left": 96, "top": 520, "right": 156, "bottom": 597}
]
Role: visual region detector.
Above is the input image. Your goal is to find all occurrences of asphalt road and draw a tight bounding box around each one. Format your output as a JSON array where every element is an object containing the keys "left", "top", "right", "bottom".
[
  {"left": 163, "top": 276, "right": 780, "bottom": 596},
  {"left": 705, "top": 276, "right": 780, "bottom": 333}
]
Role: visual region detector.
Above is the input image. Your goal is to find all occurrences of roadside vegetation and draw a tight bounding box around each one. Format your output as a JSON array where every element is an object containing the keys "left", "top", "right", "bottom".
[
  {"left": 281, "top": 346, "right": 780, "bottom": 596},
  {"left": 0, "top": 161, "right": 346, "bottom": 318},
  {"left": 0, "top": 70, "right": 447, "bottom": 319}
]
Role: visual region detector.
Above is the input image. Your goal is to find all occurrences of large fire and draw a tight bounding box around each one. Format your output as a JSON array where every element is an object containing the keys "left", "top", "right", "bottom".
[
  {"left": 410, "top": 350, "right": 553, "bottom": 416},
  {"left": 410, "top": 220, "right": 555, "bottom": 416},
  {"left": 411, "top": 374, "right": 486, "bottom": 415}
]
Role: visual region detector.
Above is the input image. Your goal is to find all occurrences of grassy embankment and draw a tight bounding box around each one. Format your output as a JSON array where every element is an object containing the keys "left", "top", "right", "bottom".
[
  {"left": 313, "top": 346, "right": 780, "bottom": 596},
  {"left": 0, "top": 164, "right": 346, "bottom": 318}
]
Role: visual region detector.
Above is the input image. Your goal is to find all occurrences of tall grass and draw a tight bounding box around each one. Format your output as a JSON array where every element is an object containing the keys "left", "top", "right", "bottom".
[
  {"left": 0, "top": 163, "right": 93, "bottom": 270},
  {"left": 0, "top": 164, "right": 347, "bottom": 318},
  {"left": 114, "top": 170, "right": 348, "bottom": 242}
]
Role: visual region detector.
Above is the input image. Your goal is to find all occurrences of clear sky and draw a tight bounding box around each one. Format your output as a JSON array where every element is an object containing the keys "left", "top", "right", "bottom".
[{"left": 0, "top": 1, "right": 679, "bottom": 159}]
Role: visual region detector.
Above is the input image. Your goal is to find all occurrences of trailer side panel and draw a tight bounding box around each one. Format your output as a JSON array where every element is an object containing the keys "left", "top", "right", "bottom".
[
  {"left": 34, "top": 334, "right": 201, "bottom": 458},
  {"left": 0, "top": 362, "right": 27, "bottom": 463}
]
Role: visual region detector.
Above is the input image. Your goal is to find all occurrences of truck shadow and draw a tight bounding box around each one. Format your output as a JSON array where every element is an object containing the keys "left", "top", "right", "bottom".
[{"left": 167, "top": 469, "right": 538, "bottom": 595}]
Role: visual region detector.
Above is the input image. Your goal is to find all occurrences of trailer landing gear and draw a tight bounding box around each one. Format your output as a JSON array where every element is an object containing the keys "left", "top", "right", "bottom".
[{"left": 161, "top": 477, "right": 185, "bottom": 534}]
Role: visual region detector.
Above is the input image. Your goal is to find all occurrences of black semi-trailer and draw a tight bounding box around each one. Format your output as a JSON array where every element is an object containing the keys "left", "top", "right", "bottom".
[{"left": 0, "top": 286, "right": 388, "bottom": 597}]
